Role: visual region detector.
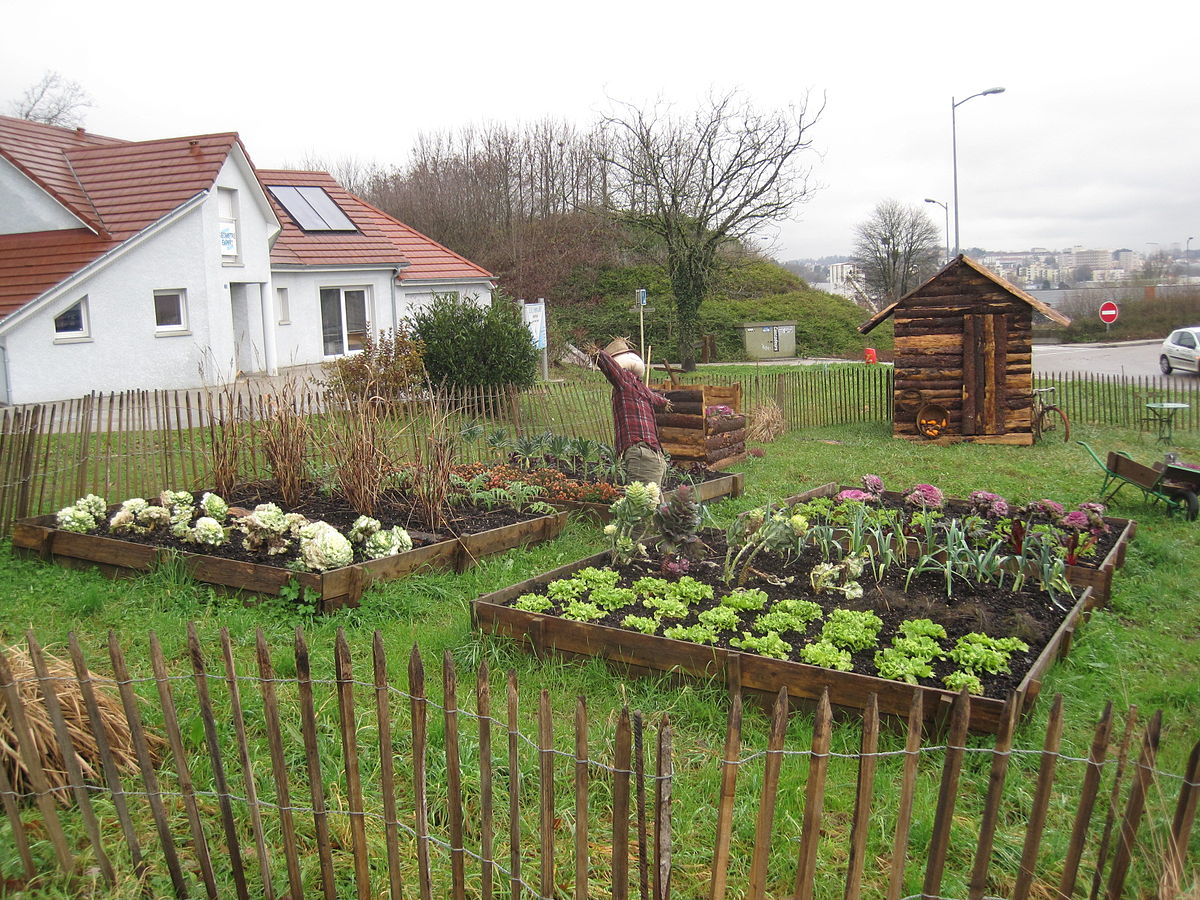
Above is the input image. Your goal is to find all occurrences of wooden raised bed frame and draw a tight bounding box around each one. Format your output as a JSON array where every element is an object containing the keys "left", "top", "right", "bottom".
[
  {"left": 784, "top": 483, "right": 1136, "bottom": 607},
  {"left": 473, "top": 549, "right": 1095, "bottom": 734},
  {"left": 551, "top": 471, "right": 745, "bottom": 524},
  {"left": 13, "top": 510, "right": 569, "bottom": 613}
]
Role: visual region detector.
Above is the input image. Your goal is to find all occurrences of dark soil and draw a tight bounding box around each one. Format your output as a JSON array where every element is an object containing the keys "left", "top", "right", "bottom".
[
  {"left": 505, "top": 534, "right": 1080, "bottom": 701},
  {"left": 92, "top": 482, "right": 549, "bottom": 570}
]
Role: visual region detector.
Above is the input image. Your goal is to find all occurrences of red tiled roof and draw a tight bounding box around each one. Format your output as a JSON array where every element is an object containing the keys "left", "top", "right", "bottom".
[
  {"left": 66, "top": 133, "right": 238, "bottom": 241},
  {"left": 0, "top": 115, "right": 127, "bottom": 234},
  {"left": 259, "top": 170, "right": 408, "bottom": 269},
  {"left": 261, "top": 169, "right": 493, "bottom": 281},
  {"left": 0, "top": 228, "right": 116, "bottom": 317}
]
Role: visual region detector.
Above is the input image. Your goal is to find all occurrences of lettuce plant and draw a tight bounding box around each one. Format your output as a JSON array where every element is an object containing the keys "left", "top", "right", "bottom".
[
  {"left": 820, "top": 609, "right": 883, "bottom": 651},
  {"left": 561, "top": 600, "right": 604, "bottom": 622},
  {"left": 642, "top": 595, "right": 688, "bottom": 620},
  {"left": 799, "top": 640, "right": 852, "bottom": 670},
  {"left": 663, "top": 623, "right": 719, "bottom": 645},
  {"left": 514, "top": 593, "right": 553, "bottom": 613},
  {"left": 697, "top": 605, "right": 740, "bottom": 631},
  {"left": 874, "top": 648, "right": 934, "bottom": 684},
  {"left": 719, "top": 588, "right": 769, "bottom": 611},
  {"left": 546, "top": 578, "right": 588, "bottom": 602},
  {"left": 731, "top": 632, "right": 792, "bottom": 660},
  {"left": 666, "top": 576, "right": 714, "bottom": 606},
  {"left": 576, "top": 566, "right": 621, "bottom": 590},
  {"left": 632, "top": 576, "right": 670, "bottom": 600},
  {"left": 944, "top": 670, "right": 984, "bottom": 695},
  {"left": 621, "top": 614, "right": 659, "bottom": 634},
  {"left": 589, "top": 585, "right": 637, "bottom": 611}
]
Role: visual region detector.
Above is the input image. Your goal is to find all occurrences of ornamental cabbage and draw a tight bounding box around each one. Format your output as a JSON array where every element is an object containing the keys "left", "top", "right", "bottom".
[
  {"left": 363, "top": 526, "right": 413, "bottom": 559},
  {"left": 191, "top": 516, "right": 227, "bottom": 547},
  {"left": 297, "top": 521, "right": 353, "bottom": 572},
  {"left": 348, "top": 515, "right": 382, "bottom": 543},
  {"left": 57, "top": 505, "right": 96, "bottom": 533},
  {"left": 200, "top": 492, "right": 229, "bottom": 522},
  {"left": 75, "top": 494, "right": 108, "bottom": 519}
]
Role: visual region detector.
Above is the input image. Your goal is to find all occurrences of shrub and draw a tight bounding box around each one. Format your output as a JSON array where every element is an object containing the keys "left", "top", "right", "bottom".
[
  {"left": 321, "top": 328, "right": 425, "bottom": 401},
  {"left": 408, "top": 293, "right": 538, "bottom": 389}
]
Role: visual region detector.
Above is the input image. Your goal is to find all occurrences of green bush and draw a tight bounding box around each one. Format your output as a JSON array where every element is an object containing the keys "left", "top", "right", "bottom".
[{"left": 408, "top": 293, "right": 538, "bottom": 389}]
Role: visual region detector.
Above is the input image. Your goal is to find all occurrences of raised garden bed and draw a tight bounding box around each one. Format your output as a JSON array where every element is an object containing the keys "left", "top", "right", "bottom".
[
  {"left": 550, "top": 471, "right": 745, "bottom": 524},
  {"left": 473, "top": 546, "right": 1094, "bottom": 734},
  {"left": 13, "top": 504, "right": 568, "bottom": 613},
  {"left": 784, "top": 482, "right": 1136, "bottom": 607}
]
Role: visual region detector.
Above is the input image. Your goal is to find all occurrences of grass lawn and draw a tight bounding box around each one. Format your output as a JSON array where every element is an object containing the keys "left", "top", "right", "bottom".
[{"left": 1, "top": 420, "right": 1197, "bottom": 898}]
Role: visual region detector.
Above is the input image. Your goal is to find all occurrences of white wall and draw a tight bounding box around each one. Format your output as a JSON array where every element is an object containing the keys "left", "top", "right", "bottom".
[
  {"left": 0, "top": 152, "right": 282, "bottom": 403},
  {"left": 396, "top": 281, "right": 493, "bottom": 326},
  {"left": 0, "top": 156, "right": 85, "bottom": 234},
  {"left": 270, "top": 269, "right": 396, "bottom": 367}
]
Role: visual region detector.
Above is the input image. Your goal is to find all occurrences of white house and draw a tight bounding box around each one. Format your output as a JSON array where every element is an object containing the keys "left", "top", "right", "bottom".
[{"left": 0, "top": 116, "right": 495, "bottom": 404}]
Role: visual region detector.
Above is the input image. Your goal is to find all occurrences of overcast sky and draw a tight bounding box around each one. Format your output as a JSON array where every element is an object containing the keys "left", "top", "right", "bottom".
[{"left": 5, "top": 0, "right": 1198, "bottom": 262}]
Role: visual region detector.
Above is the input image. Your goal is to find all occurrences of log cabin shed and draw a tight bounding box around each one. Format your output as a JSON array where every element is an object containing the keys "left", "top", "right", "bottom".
[{"left": 859, "top": 254, "right": 1070, "bottom": 445}]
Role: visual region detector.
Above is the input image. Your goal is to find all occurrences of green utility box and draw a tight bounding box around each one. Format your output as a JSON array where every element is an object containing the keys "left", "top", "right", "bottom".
[{"left": 738, "top": 321, "right": 797, "bottom": 359}]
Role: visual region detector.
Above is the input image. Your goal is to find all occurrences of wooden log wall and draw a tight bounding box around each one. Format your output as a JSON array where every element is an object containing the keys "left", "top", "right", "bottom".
[
  {"left": 654, "top": 385, "right": 746, "bottom": 466},
  {"left": 890, "top": 266, "right": 1037, "bottom": 445}
]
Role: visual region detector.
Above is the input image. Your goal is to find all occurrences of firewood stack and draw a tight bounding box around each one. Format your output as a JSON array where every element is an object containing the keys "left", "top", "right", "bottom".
[{"left": 653, "top": 383, "right": 746, "bottom": 470}]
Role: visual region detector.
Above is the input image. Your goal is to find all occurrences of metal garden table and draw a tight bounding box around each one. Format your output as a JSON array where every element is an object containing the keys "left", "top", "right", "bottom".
[{"left": 1144, "top": 402, "right": 1190, "bottom": 445}]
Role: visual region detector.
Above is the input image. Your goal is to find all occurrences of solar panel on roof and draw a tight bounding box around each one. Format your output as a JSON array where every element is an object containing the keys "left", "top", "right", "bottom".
[{"left": 267, "top": 185, "right": 357, "bottom": 232}]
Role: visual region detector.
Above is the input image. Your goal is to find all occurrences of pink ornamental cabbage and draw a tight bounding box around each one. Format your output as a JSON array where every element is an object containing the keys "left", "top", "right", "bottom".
[
  {"left": 861, "top": 474, "right": 884, "bottom": 496},
  {"left": 1058, "top": 510, "right": 1091, "bottom": 531},
  {"left": 968, "top": 490, "right": 1010, "bottom": 519},
  {"left": 903, "top": 483, "right": 944, "bottom": 509},
  {"left": 836, "top": 489, "right": 875, "bottom": 502},
  {"left": 1024, "top": 499, "right": 1066, "bottom": 521}
]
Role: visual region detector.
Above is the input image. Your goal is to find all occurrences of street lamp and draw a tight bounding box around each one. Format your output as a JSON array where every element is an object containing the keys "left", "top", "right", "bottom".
[
  {"left": 924, "top": 198, "right": 950, "bottom": 263},
  {"left": 952, "top": 86, "right": 1005, "bottom": 256}
]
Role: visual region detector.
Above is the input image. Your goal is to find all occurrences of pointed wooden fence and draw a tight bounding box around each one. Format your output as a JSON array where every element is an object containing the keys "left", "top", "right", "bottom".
[
  {"left": 1, "top": 367, "right": 1199, "bottom": 533},
  {"left": 0, "top": 628, "right": 1196, "bottom": 899}
]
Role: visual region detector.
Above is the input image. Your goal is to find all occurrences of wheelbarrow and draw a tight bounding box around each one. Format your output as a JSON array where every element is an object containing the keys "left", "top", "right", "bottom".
[{"left": 1078, "top": 441, "right": 1199, "bottom": 520}]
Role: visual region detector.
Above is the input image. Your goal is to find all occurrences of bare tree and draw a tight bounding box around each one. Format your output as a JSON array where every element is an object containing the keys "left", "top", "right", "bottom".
[
  {"left": 9, "top": 71, "right": 94, "bottom": 127},
  {"left": 852, "top": 200, "right": 941, "bottom": 310},
  {"left": 600, "top": 90, "right": 822, "bottom": 369}
]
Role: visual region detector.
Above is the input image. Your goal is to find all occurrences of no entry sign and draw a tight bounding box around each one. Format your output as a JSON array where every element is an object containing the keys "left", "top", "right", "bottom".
[{"left": 1099, "top": 301, "right": 1119, "bottom": 324}]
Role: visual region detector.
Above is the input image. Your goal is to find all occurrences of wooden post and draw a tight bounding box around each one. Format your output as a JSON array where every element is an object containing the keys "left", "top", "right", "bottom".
[
  {"left": 748, "top": 686, "right": 788, "bottom": 900},
  {"left": 538, "top": 689, "right": 555, "bottom": 899},
  {"left": 709, "top": 678, "right": 744, "bottom": 900},
  {"left": 409, "top": 645, "right": 433, "bottom": 900},
  {"left": 372, "top": 633, "right": 406, "bottom": 900},
  {"left": 575, "top": 695, "right": 590, "bottom": 900},
  {"left": 294, "top": 627, "right": 338, "bottom": 900},
  {"left": 635, "top": 710, "right": 649, "bottom": 900},
  {"left": 148, "top": 633, "right": 218, "bottom": 899},
  {"left": 1057, "top": 701, "right": 1114, "bottom": 899},
  {"left": 256, "top": 630, "right": 304, "bottom": 900},
  {"left": 1013, "top": 694, "right": 1065, "bottom": 900},
  {"left": 886, "top": 692, "right": 924, "bottom": 900},
  {"left": 967, "top": 696, "right": 1019, "bottom": 900},
  {"left": 1103, "top": 710, "right": 1163, "bottom": 900},
  {"left": 1090, "top": 706, "right": 1139, "bottom": 900},
  {"left": 445, "top": 652, "right": 467, "bottom": 900},
  {"left": 507, "top": 670, "right": 523, "bottom": 900},
  {"left": 613, "top": 706, "right": 633, "bottom": 900},
  {"left": 334, "top": 630, "right": 371, "bottom": 899},
  {"left": 109, "top": 631, "right": 188, "bottom": 896},
  {"left": 922, "top": 689, "right": 971, "bottom": 900},
  {"left": 1159, "top": 739, "right": 1200, "bottom": 900},
  {"left": 477, "top": 660, "right": 495, "bottom": 900},
  {"left": 794, "top": 689, "right": 833, "bottom": 900},
  {"left": 843, "top": 694, "right": 879, "bottom": 900},
  {"left": 654, "top": 714, "right": 673, "bottom": 900}
]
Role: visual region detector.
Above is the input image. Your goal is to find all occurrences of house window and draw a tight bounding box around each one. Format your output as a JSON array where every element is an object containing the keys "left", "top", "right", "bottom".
[
  {"left": 154, "top": 289, "right": 188, "bottom": 333},
  {"left": 277, "top": 287, "right": 291, "bottom": 325},
  {"left": 218, "top": 187, "right": 240, "bottom": 262},
  {"left": 53, "top": 297, "right": 89, "bottom": 339},
  {"left": 319, "top": 287, "right": 370, "bottom": 356}
]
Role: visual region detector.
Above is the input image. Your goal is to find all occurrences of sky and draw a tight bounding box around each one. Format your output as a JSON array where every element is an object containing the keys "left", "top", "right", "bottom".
[{"left": 4, "top": 0, "right": 1198, "bottom": 262}]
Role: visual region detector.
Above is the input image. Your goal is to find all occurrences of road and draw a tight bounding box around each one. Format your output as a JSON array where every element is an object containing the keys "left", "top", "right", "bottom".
[{"left": 1032, "top": 339, "right": 1198, "bottom": 381}]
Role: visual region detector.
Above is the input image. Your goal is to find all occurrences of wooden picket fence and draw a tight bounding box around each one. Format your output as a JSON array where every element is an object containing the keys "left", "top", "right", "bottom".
[
  {"left": 1, "top": 366, "right": 1199, "bottom": 534},
  {"left": 0, "top": 628, "right": 1197, "bottom": 899}
]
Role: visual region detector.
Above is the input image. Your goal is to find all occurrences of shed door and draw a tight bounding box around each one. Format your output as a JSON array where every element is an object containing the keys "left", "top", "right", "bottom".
[{"left": 961, "top": 314, "right": 1008, "bottom": 435}]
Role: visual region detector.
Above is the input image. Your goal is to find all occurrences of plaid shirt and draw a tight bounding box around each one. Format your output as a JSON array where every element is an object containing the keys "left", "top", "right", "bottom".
[{"left": 596, "top": 350, "right": 668, "bottom": 455}]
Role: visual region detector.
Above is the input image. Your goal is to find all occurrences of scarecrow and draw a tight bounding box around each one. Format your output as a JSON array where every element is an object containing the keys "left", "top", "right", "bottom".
[{"left": 592, "top": 338, "right": 672, "bottom": 487}]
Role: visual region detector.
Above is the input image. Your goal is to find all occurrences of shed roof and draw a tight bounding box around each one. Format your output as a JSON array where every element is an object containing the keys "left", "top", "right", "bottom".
[{"left": 858, "top": 254, "right": 1071, "bottom": 334}]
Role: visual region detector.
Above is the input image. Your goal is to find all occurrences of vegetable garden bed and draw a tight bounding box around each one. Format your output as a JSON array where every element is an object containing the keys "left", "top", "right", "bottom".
[
  {"left": 472, "top": 547, "right": 1094, "bottom": 734},
  {"left": 13, "top": 508, "right": 568, "bottom": 613},
  {"left": 784, "top": 482, "right": 1136, "bottom": 606},
  {"left": 550, "top": 471, "right": 745, "bottom": 523}
]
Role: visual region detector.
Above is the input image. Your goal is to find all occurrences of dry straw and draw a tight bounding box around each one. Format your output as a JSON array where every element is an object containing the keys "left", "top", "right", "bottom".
[
  {"left": 0, "top": 644, "right": 160, "bottom": 804},
  {"left": 746, "top": 401, "right": 785, "bottom": 443}
]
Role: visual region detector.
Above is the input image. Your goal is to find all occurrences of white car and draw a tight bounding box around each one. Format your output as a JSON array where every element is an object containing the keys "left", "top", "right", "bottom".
[{"left": 1160, "top": 327, "right": 1200, "bottom": 374}]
